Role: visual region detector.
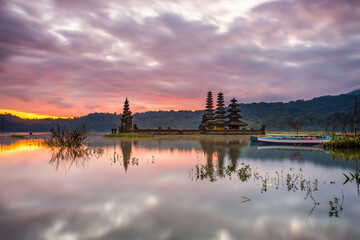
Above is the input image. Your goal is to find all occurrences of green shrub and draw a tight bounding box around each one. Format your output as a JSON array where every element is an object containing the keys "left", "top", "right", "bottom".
[{"left": 322, "top": 136, "right": 360, "bottom": 149}]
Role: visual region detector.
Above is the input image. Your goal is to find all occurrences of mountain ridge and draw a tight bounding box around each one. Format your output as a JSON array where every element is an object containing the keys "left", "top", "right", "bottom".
[{"left": 1, "top": 92, "right": 359, "bottom": 132}]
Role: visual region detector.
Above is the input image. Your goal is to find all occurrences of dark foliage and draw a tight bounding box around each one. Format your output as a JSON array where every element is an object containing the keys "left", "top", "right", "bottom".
[
  {"left": 46, "top": 123, "right": 89, "bottom": 148},
  {"left": 1, "top": 92, "right": 359, "bottom": 132}
]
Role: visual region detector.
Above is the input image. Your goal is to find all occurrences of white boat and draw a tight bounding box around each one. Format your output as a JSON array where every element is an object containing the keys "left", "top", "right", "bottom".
[{"left": 256, "top": 136, "right": 332, "bottom": 145}]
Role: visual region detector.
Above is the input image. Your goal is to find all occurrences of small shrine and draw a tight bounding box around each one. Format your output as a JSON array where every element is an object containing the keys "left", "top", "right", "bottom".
[{"left": 119, "top": 97, "right": 133, "bottom": 133}]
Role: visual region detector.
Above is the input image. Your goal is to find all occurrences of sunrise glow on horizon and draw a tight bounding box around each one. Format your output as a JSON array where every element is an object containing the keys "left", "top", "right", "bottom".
[
  {"left": 0, "top": 109, "right": 71, "bottom": 119},
  {"left": 0, "top": 0, "right": 359, "bottom": 115}
]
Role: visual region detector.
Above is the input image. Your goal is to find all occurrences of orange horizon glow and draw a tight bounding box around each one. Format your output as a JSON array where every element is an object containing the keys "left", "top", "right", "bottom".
[
  {"left": 0, "top": 107, "right": 203, "bottom": 119},
  {"left": 0, "top": 139, "right": 45, "bottom": 155},
  {"left": 0, "top": 109, "right": 72, "bottom": 120}
]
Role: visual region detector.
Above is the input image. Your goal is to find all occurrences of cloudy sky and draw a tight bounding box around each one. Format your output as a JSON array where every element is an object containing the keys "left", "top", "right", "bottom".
[{"left": 0, "top": 0, "right": 359, "bottom": 117}]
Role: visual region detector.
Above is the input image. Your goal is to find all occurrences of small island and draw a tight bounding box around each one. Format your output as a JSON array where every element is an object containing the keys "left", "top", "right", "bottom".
[{"left": 111, "top": 91, "right": 265, "bottom": 136}]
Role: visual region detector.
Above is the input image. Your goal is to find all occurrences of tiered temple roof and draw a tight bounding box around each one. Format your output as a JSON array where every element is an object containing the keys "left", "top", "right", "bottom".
[
  {"left": 119, "top": 97, "right": 133, "bottom": 132},
  {"left": 214, "top": 92, "right": 226, "bottom": 130},
  {"left": 200, "top": 92, "right": 248, "bottom": 130},
  {"left": 226, "top": 98, "right": 247, "bottom": 129},
  {"left": 199, "top": 91, "right": 215, "bottom": 130}
]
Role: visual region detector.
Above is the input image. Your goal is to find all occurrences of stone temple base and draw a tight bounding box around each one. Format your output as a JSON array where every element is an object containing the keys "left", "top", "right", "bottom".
[{"left": 129, "top": 128, "right": 265, "bottom": 135}]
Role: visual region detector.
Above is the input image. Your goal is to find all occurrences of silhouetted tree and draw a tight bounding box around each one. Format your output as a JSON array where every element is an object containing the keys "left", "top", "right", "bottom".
[{"left": 289, "top": 120, "right": 303, "bottom": 136}]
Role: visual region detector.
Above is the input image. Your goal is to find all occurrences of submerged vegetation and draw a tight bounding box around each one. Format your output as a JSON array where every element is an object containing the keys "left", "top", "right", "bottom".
[
  {"left": 343, "top": 170, "right": 360, "bottom": 185},
  {"left": 192, "top": 162, "right": 319, "bottom": 195},
  {"left": 104, "top": 133, "right": 154, "bottom": 138},
  {"left": 191, "top": 162, "right": 356, "bottom": 217},
  {"left": 43, "top": 123, "right": 104, "bottom": 173},
  {"left": 49, "top": 146, "right": 104, "bottom": 173},
  {"left": 45, "top": 123, "right": 89, "bottom": 148}
]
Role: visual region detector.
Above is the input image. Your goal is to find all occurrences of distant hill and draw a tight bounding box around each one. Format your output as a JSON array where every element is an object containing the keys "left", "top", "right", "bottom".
[
  {"left": 1, "top": 92, "right": 359, "bottom": 132},
  {"left": 347, "top": 89, "right": 360, "bottom": 96}
]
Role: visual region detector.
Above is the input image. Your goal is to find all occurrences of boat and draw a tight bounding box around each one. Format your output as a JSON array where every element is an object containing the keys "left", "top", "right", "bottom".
[
  {"left": 250, "top": 136, "right": 259, "bottom": 142},
  {"left": 255, "top": 135, "right": 332, "bottom": 146},
  {"left": 250, "top": 135, "right": 295, "bottom": 142},
  {"left": 257, "top": 145, "right": 323, "bottom": 151}
]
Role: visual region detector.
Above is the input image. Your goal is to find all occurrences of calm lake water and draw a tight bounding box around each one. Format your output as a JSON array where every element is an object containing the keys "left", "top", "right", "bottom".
[{"left": 0, "top": 135, "right": 359, "bottom": 240}]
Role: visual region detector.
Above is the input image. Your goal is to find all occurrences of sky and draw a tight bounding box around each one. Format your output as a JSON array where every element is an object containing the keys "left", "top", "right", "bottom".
[{"left": 0, "top": 0, "right": 359, "bottom": 118}]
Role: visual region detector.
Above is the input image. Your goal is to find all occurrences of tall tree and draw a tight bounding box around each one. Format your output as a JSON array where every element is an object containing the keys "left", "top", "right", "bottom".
[{"left": 289, "top": 120, "right": 303, "bottom": 136}]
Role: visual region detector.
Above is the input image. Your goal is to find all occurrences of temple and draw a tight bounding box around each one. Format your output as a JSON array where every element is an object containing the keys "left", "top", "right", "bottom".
[
  {"left": 214, "top": 92, "right": 226, "bottom": 130},
  {"left": 119, "top": 98, "right": 133, "bottom": 133},
  {"left": 226, "top": 97, "right": 247, "bottom": 129},
  {"left": 199, "top": 91, "right": 215, "bottom": 130},
  {"left": 112, "top": 92, "right": 264, "bottom": 135},
  {"left": 199, "top": 92, "right": 249, "bottom": 131}
]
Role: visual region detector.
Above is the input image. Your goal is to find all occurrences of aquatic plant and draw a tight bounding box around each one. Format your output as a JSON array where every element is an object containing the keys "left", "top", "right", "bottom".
[
  {"left": 237, "top": 163, "right": 252, "bottom": 182},
  {"left": 46, "top": 123, "right": 89, "bottom": 148},
  {"left": 104, "top": 133, "right": 154, "bottom": 138},
  {"left": 328, "top": 191, "right": 344, "bottom": 218},
  {"left": 343, "top": 170, "right": 360, "bottom": 184},
  {"left": 195, "top": 163, "right": 217, "bottom": 182},
  {"left": 322, "top": 135, "right": 360, "bottom": 149},
  {"left": 49, "top": 146, "right": 103, "bottom": 173}
]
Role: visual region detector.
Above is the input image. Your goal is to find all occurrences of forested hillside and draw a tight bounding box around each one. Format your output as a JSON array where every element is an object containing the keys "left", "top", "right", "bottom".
[{"left": 1, "top": 92, "right": 359, "bottom": 132}]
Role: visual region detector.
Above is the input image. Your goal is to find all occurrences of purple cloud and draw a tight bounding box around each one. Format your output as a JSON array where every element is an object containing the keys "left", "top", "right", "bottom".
[{"left": 0, "top": 0, "right": 359, "bottom": 116}]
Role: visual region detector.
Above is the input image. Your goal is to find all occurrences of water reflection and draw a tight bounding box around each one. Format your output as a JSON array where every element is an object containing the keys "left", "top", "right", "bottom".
[
  {"left": 48, "top": 146, "right": 104, "bottom": 173},
  {"left": 191, "top": 161, "right": 348, "bottom": 218},
  {"left": 107, "top": 140, "right": 155, "bottom": 172},
  {"left": 328, "top": 191, "right": 344, "bottom": 218},
  {"left": 199, "top": 138, "right": 248, "bottom": 177},
  {"left": 1, "top": 136, "right": 360, "bottom": 240},
  {"left": 0, "top": 137, "right": 44, "bottom": 154}
]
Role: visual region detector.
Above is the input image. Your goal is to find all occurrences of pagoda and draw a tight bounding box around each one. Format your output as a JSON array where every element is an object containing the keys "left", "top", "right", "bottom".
[
  {"left": 119, "top": 97, "right": 133, "bottom": 133},
  {"left": 226, "top": 97, "right": 247, "bottom": 129},
  {"left": 199, "top": 91, "right": 215, "bottom": 130},
  {"left": 214, "top": 92, "right": 226, "bottom": 130}
]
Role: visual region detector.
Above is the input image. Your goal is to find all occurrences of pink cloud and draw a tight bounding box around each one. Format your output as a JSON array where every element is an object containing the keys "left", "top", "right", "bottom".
[{"left": 0, "top": 0, "right": 359, "bottom": 116}]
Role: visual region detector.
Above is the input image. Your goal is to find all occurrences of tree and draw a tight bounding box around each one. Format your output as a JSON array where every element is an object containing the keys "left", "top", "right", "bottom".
[{"left": 289, "top": 120, "right": 303, "bottom": 136}]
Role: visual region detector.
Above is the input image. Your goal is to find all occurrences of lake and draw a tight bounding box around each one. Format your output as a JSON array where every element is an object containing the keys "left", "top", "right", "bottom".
[{"left": 0, "top": 135, "right": 359, "bottom": 240}]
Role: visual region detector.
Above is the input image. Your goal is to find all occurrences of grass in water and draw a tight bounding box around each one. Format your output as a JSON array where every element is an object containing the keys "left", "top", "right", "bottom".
[
  {"left": 45, "top": 123, "right": 89, "bottom": 148},
  {"left": 104, "top": 133, "right": 155, "bottom": 138},
  {"left": 322, "top": 135, "right": 360, "bottom": 149}
]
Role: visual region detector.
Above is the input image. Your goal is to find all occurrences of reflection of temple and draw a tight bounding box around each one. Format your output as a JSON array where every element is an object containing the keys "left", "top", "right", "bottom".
[
  {"left": 120, "top": 140, "right": 132, "bottom": 172},
  {"left": 228, "top": 140, "right": 242, "bottom": 165},
  {"left": 199, "top": 138, "right": 248, "bottom": 177}
]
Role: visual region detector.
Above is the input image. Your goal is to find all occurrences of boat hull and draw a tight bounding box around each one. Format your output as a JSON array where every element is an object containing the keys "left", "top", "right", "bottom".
[{"left": 257, "top": 136, "right": 331, "bottom": 146}]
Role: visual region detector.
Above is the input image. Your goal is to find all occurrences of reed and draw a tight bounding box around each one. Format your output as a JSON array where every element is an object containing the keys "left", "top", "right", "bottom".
[
  {"left": 104, "top": 133, "right": 154, "bottom": 138},
  {"left": 45, "top": 123, "right": 89, "bottom": 148}
]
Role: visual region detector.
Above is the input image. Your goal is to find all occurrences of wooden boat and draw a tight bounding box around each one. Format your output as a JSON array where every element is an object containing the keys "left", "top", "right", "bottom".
[
  {"left": 250, "top": 135, "right": 294, "bottom": 142},
  {"left": 256, "top": 136, "right": 332, "bottom": 145},
  {"left": 250, "top": 136, "right": 259, "bottom": 142}
]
